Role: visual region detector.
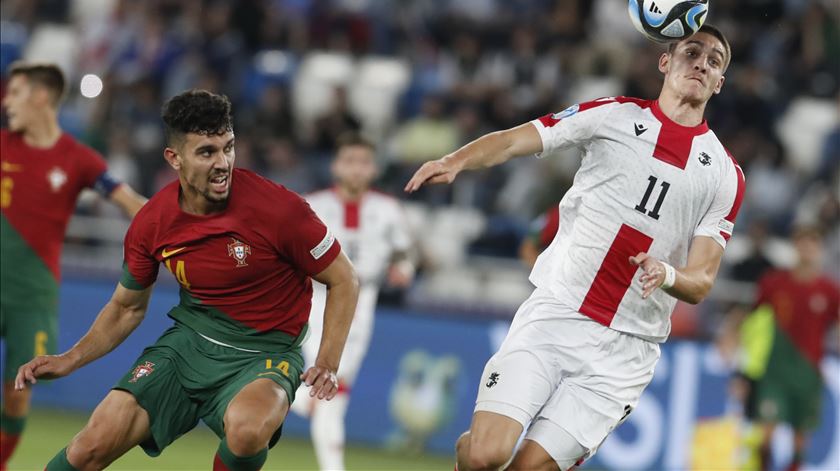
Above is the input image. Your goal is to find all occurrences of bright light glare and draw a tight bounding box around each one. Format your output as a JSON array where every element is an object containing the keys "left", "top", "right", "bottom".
[{"left": 80, "top": 74, "right": 103, "bottom": 98}]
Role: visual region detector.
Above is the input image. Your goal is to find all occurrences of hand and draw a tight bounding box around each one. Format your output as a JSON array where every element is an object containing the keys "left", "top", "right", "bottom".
[
  {"left": 629, "top": 252, "right": 666, "bottom": 299},
  {"left": 404, "top": 158, "right": 459, "bottom": 193},
  {"left": 299, "top": 365, "right": 339, "bottom": 401},
  {"left": 15, "top": 354, "right": 77, "bottom": 390},
  {"left": 387, "top": 261, "right": 414, "bottom": 288}
]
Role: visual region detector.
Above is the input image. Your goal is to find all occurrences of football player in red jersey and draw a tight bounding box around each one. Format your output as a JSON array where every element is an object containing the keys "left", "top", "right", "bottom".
[
  {"left": 15, "top": 90, "right": 359, "bottom": 471},
  {"left": 0, "top": 62, "right": 146, "bottom": 470},
  {"left": 745, "top": 226, "right": 839, "bottom": 471}
]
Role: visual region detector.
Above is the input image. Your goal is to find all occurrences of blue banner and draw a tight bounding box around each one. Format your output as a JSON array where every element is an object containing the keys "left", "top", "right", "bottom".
[{"left": 3, "top": 277, "right": 837, "bottom": 469}]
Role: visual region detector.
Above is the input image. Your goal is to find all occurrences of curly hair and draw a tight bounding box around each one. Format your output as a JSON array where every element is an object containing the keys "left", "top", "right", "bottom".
[{"left": 162, "top": 89, "right": 233, "bottom": 147}]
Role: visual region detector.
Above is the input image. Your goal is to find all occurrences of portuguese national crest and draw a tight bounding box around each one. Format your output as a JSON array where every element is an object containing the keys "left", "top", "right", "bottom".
[
  {"left": 129, "top": 361, "right": 155, "bottom": 383},
  {"left": 227, "top": 238, "right": 252, "bottom": 267}
]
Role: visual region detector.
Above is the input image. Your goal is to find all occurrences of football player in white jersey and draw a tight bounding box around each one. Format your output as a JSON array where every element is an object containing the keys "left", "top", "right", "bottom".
[
  {"left": 406, "top": 25, "right": 744, "bottom": 471},
  {"left": 293, "top": 132, "right": 415, "bottom": 470}
]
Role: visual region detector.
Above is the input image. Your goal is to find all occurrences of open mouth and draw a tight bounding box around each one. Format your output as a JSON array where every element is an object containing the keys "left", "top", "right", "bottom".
[{"left": 209, "top": 174, "right": 229, "bottom": 193}]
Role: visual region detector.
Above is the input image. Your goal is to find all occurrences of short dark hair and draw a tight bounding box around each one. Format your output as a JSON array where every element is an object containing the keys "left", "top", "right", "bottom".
[
  {"left": 161, "top": 89, "right": 233, "bottom": 147},
  {"left": 668, "top": 24, "right": 731, "bottom": 71},
  {"left": 7, "top": 61, "right": 66, "bottom": 105},
  {"left": 336, "top": 131, "right": 375, "bottom": 152}
]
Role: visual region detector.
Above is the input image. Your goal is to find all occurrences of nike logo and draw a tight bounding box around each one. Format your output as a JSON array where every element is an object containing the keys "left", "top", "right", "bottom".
[
  {"left": 161, "top": 247, "right": 187, "bottom": 258},
  {"left": 634, "top": 123, "right": 648, "bottom": 136},
  {"left": 1, "top": 161, "right": 23, "bottom": 172}
]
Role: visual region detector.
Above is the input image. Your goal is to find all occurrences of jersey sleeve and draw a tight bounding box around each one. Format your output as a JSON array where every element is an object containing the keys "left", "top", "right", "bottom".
[
  {"left": 530, "top": 98, "right": 617, "bottom": 155},
  {"left": 120, "top": 214, "right": 159, "bottom": 290},
  {"left": 693, "top": 152, "right": 746, "bottom": 248},
  {"left": 76, "top": 145, "right": 110, "bottom": 191},
  {"left": 279, "top": 193, "right": 342, "bottom": 276}
]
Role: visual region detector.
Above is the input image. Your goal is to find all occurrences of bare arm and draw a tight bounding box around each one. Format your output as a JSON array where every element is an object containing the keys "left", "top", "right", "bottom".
[
  {"left": 109, "top": 184, "right": 147, "bottom": 218},
  {"left": 15, "top": 283, "right": 152, "bottom": 390},
  {"left": 630, "top": 236, "right": 724, "bottom": 305},
  {"left": 404, "top": 122, "right": 542, "bottom": 192},
  {"left": 300, "top": 251, "right": 359, "bottom": 400}
]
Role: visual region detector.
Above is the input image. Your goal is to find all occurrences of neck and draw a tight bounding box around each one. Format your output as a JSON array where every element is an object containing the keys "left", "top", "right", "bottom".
[
  {"left": 179, "top": 184, "right": 226, "bottom": 215},
  {"left": 793, "top": 263, "right": 820, "bottom": 281},
  {"left": 335, "top": 185, "right": 365, "bottom": 202},
  {"left": 22, "top": 112, "right": 62, "bottom": 148},
  {"left": 656, "top": 89, "right": 707, "bottom": 127}
]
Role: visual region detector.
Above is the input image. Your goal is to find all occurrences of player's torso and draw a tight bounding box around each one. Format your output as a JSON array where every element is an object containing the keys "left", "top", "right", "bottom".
[
  {"left": 307, "top": 189, "right": 398, "bottom": 282},
  {"left": 765, "top": 272, "right": 838, "bottom": 357},
  {"left": 1, "top": 132, "right": 89, "bottom": 225},
  {"left": 533, "top": 103, "right": 730, "bottom": 341},
  {"left": 1, "top": 132, "right": 93, "bottom": 286}
]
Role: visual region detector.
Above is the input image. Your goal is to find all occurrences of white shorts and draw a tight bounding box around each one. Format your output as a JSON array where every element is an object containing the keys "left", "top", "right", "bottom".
[
  {"left": 475, "top": 288, "right": 660, "bottom": 463},
  {"left": 302, "top": 282, "right": 379, "bottom": 386}
]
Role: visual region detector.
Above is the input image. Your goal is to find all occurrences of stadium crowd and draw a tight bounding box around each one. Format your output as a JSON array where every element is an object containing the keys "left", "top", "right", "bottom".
[{"left": 1, "top": 0, "right": 838, "bottom": 328}]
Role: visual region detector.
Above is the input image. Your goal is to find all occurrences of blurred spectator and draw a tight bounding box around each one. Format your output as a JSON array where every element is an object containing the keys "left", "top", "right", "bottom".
[{"left": 307, "top": 86, "right": 361, "bottom": 154}]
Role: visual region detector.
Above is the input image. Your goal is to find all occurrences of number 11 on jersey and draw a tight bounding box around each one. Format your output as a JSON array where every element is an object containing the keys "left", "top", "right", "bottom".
[{"left": 635, "top": 175, "right": 670, "bottom": 220}]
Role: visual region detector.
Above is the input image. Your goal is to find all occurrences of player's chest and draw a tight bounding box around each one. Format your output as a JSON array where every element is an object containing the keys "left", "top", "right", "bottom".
[
  {"left": 1, "top": 155, "right": 81, "bottom": 212},
  {"left": 156, "top": 232, "right": 280, "bottom": 291},
  {"left": 317, "top": 201, "right": 392, "bottom": 242},
  {"left": 598, "top": 139, "right": 721, "bottom": 216}
]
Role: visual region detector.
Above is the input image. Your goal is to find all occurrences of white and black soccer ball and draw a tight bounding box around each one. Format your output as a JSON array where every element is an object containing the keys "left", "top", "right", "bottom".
[{"left": 628, "top": 0, "right": 709, "bottom": 43}]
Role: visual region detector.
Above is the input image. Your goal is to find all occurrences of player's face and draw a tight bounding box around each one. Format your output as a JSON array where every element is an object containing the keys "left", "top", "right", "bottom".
[
  {"left": 659, "top": 32, "right": 727, "bottom": 104},
  {"left": 332, "top": 145, "right": 377, "bottom": 194},
  {"left": 166, "top": 131, "right": 235, "bottom": 207},
  {"left": 794, "top": 234, "right": 823, "bottom": 268},
  {"left": 2, "top": 75, "right": 41, "bottom": 132}
]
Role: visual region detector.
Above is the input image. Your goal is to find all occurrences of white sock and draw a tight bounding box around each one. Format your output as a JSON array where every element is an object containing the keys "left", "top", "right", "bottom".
[{"left": 311, "top": 391, "right": 349, "bottom": 471}]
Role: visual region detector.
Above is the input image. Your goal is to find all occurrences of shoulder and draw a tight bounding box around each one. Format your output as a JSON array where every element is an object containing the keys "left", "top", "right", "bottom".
[
  {"left": 305, "top": 188, "right": 336, "bottom": 204},
  {"left": 62, "top": 134, "right": 106, "bottom": 163},
  {"left": 367, "top": 189, "right": 404, "bottom": 213},
  {"left": 536, "top": 96, "right": 652, "bottom": 128},
  {"left": 133, "top": 180, "right": 177, "bottom": 224},
  {"left": 759, "top": 269, "right": 788, "bottom": 286},
  {"left": 235, "top": 168, "right": 311, "bottom": 215}
]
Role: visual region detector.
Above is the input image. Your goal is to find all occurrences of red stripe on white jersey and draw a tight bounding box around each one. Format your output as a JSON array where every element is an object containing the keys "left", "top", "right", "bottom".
[
  {"left": 344, "top": 200, "right": 359, "bottom": 229},
  {"left": 721, "top": 149, "right": 746, "bottom": 241},
  {"left": 579, "top": 224, "right": 654, "bottom": 326}
]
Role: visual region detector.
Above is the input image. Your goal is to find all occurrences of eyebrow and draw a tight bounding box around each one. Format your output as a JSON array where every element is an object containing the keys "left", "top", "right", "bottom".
[
  {"left": 684, "top": 40, "right": 725, "bottom": 60},
  {"left": 194, "top": 138, "right": 235, "bottom": 155}
]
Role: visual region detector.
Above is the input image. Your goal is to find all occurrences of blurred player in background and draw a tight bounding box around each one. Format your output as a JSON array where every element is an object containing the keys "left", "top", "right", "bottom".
[
  {"left": 0, "top": 61, "right": 146, "bottom": 470},
  {"left": 292, "top": 132, "right": 415, "bottom": 470},
  {"left": 407, "top": 25, "right": 744, "bottom": 470},
  {"left": 15, "top": 90, "right": 359, "bottom": 471},
  {"left": 738, "top": 225, "right": 839, "bottom": 471},
  {"left": 519, "top": 205, "right": 559, "bottom": 268}
]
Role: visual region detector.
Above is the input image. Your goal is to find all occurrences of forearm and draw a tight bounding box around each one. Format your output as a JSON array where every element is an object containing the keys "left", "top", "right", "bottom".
[
  {"left": 664, "top": 264, "right": 715, "bottom": 304},
  {"left": 65, "top": 299, "right": 145, "bottom": 370},
  {"left": 315, "top": 275, "right": 360, "bottom": 371},
  {"left": 443, "top": 131, "right": 518, "bottom": 172}
]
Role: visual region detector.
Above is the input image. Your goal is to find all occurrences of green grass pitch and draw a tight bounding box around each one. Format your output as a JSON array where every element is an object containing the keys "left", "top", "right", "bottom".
[{"left": 10, "top": 409, "right": 453, "bottom": 470}]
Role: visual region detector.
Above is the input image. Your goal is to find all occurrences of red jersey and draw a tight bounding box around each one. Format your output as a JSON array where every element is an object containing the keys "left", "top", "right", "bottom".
[
  {"left": 1, "top": 130, "right": 110, "bottom": 312},
  {"left": 120, "top": 168, "right": 341, "bottom": 352},
  {"left": 757, "top": 269, "right": 840, "bottom": 368}
]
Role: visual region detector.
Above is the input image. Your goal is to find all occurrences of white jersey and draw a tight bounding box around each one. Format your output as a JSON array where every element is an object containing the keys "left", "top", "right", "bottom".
[
  {"left": 529, "top": 97, "right": 745, "bottom": 343},
  {"left": 306, "top": 188, "right": 412, "bottom": 284}
]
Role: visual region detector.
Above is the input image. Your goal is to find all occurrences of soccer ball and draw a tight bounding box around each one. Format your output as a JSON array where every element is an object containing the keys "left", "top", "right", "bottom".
[{"left": 628, "top": 0, "right": 709, "bottom": 43}]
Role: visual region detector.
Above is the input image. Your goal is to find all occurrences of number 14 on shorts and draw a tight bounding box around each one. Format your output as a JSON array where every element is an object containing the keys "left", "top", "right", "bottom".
[{"left": 263, "top": 359, "right": 290, "bottom": 377}]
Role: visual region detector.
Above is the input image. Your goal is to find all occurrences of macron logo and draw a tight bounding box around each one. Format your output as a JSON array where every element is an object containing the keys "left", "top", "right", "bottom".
[{"left": 634, "top": 123, "right": 648, "bottom": 136}]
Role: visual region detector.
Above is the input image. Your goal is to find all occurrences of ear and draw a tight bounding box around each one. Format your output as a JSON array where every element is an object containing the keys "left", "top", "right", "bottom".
[
  {"left": 713, "top": 74, "right": 725, "bottom": 95},
  {"left": 658, "top": 53, "right": 670, "bottom": 75},
  {"left": 164, "top": 148, "right": 181, "bottom": 170}
]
